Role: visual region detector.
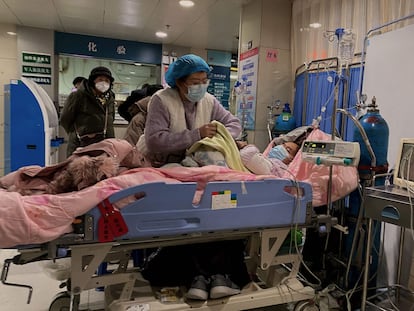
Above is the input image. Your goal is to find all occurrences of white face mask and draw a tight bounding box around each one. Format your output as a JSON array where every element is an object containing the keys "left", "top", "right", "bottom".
[
  {"left": 185, "top": 83, "right": 209, "bottom": 102},
  {"left": 95, "top": 81, "right": 110, "bottom": 93},
  {"left": 268, "top": 144, "right": 289, "bottom": 161}
]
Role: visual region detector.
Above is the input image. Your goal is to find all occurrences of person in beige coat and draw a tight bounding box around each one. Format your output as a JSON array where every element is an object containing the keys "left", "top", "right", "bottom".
[{"left": 123, "top": 84, "right": 163, "bottom": 146}]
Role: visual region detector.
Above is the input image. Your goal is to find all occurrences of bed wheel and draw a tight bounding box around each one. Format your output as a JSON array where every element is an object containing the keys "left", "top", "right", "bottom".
[
  {"left": 49, "top": 292, "right": 71, "bottom": 311},
  {"left": 294, "top": 300, "right": 319, "bottom": 311}
]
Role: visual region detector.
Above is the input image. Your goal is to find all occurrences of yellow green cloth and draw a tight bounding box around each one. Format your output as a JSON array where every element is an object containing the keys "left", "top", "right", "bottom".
[{"left": 187, "top": 121, "right": 249, "bottom": 172}]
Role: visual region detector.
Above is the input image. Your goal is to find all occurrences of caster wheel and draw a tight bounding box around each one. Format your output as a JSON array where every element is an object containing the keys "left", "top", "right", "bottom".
[
  {"left": 49, "top": 292, "right": 71, "bottom": 311},
  {"left": 294, "top": 300, "right": 319, "bottom": 311}
]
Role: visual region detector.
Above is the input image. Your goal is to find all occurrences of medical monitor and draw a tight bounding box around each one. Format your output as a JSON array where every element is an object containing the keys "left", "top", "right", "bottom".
[{"left": 393, "top": 138, "right": 414, "bottom": 189}]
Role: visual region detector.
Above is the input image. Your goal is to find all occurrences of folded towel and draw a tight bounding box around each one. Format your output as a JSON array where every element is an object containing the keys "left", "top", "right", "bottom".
[{"left": 187, "top": 121, "right": 249, "bottom": 172}]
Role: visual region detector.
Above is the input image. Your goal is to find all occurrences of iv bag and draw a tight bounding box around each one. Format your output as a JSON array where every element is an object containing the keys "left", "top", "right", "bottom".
[{"left": 339, "top": 30, "right": 355, "bottom": 65}]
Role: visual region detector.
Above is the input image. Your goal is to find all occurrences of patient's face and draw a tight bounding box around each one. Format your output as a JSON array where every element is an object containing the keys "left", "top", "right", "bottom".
[{"left": 282, "top": 142, "right": 300, "bottom": 164}]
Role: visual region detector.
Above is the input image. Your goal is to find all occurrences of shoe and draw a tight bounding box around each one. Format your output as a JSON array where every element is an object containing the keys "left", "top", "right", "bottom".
[
  {"left": 209, "top": 274, "right": 241, "bottom": 299},
  {"left": 186, "top": 275, "right": 209, "bottom": 300}
]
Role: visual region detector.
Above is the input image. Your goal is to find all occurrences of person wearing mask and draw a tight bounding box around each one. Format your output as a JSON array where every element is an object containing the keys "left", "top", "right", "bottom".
[
  {"left": 123, "top": 84, "right": 164, "bottom": 146},
  {"left": 138, "top": 54, "right": 250, "bottom": 301},
  {"left": 60, "top": 66, "right": 116, "bottom": 157},
  {"left": 237, "top": 135, "right": 304, "bottom": 176},
  {"left": 238, "top": 126, "right": 317, "bottom": 177},
  {"left": 137, "top": 54, "right": 241, "bottom": 167},
  {"left": 268, "top": 141, "right": 300, "bottom": 163},
  {"left": 71, "top": 76, "right": 87, "bottom": 92}
]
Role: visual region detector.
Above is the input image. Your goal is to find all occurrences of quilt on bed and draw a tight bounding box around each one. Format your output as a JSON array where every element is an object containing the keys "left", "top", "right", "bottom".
[
  {"left": 0, "top": 166, "right": 272, "bottom": 248},
  {"left": 0, "top": 128, "right": 359, "bottom": 248}
]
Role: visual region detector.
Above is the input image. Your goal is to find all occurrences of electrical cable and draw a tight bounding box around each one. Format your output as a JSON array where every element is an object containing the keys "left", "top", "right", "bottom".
[
  {"left": 281, "top": 167, "right": 323, "bottom": 289},
  {"left": 271, "top": 165, "right": 322, "bottom": 297}
]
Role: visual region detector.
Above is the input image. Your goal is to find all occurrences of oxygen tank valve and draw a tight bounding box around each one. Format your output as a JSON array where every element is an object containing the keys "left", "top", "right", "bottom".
[
  {"left": 367, "top": 96, "right": 379, "bottom": 112},
  {"left": 282, "top": 103, "right": 291, "bottom": 113}
]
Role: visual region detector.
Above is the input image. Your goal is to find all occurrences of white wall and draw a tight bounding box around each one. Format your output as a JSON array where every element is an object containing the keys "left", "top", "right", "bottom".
[
  {"left": 363, "top": 23, "right": 414, "bottom": 169},
  {"left": 239, "top": 0, "right": 292, "bottom": 151},
  {"left": 363, "top": 22, "right": 414, "bottom": 289},
  {"left": 0, "top": 23, "right": 18, "bottom": 176},
  {"left": 17, "top": 26, "right": 55, "bottom": 101}
]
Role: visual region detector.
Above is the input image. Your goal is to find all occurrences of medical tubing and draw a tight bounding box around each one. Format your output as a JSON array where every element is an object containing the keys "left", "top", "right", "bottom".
[
  {"left": 267, "top": 123, "right": 272, "bottom": 142},
  {"left": 344, "top": 183, "right": 365, "bottom": 289},
  {"left": 340, "top": 66, "right": 351, "bottom": 137},
  {"left": 396, "top": 226, "right": 405, "bottom": 302},
  {"left": 279, "top": 168, "right": 318, "bottom": 285},
  {"left": 358, "top": 12, "right": 414, "bottom": 102},
  {"left": 296, "top": 57, "right": 339, "bottom": 127},
  {"left": 336, "top": 108, "right": 377, "bottom": 289},
  {"left": 322, "top": 66, "right": 345, "bottom": 250},
  {"left": 345, "top": 182, "right": 382, "bottom": 289},
  {"left": 345, "top": 266, "right": 366, "bottom": 311},
  {"left": 311, "top": 72, "right": 340, "bottom": 128},
  {"left": 336, "top": 108, "right": 376, "bottom": 168},
  {"left": 325, "top": 66, "right": 343, "bottom": 217},
  {"left": 283, "top": 169, "right": 322, "bottom": 288}
]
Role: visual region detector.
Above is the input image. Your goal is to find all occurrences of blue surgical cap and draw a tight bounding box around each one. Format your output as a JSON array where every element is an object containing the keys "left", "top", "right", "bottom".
[{"left": 165, "top": 54, "right": 211, "bottom": 88}]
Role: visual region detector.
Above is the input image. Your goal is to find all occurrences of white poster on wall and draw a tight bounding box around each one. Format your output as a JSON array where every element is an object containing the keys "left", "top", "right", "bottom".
[
  {"left": 363, "top": 23, "right": 414, "bottom": 169},
  {"left": 362, "top": 22, "right": 414, "bottom": 288},
  {"left": 236, "top": 47, "right": 259, "bottom": 130}
]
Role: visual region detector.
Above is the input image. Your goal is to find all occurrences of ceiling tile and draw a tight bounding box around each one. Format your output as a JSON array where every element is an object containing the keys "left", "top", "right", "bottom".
[
  {"left": 0, "top": 0, "right": 247, "bottom": 53},
  {"left": 0, "top": 1, "right": 19, "bottom": 23}
]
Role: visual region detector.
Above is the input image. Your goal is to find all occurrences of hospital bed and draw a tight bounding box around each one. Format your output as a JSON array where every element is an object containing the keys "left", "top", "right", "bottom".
[{"left": 1, "top": 177, "right": 318, "bottom": 311}]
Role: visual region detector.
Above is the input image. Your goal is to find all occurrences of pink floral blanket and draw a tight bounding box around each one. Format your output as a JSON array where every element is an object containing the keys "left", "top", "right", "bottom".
[
  {"left": 0, "top": 129, "right": 359, "bottom": 248},
  {"left": 0, "top": 166, "right": 271, "bottom": 248}
]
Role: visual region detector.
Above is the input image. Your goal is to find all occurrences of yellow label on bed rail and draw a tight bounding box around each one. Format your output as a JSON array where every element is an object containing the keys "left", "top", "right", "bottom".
[{"left": 211, "top": 190, "right": 237, "bottom": 209}]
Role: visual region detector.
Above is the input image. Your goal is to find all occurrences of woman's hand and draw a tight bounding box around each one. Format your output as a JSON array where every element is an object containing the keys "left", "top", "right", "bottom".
[{"left": 199, "top": 123, "right": 217, "bottom": 138}]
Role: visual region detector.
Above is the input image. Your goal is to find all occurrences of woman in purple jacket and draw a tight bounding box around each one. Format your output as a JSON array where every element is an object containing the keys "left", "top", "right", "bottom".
[
  {"left": 138, "top": 54, "right": 241, "bottom": 167},
  {"left": 139, "top": 54, "right": 250, "bottom": 301}
]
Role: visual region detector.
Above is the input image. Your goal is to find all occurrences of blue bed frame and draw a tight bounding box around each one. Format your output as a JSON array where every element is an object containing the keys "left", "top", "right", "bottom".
[
  {"left": 88, "top": 178, "right": 313, "bottom": 242},
  {"left": 2, "top": 178, "right": 314, "bottom": 310}
]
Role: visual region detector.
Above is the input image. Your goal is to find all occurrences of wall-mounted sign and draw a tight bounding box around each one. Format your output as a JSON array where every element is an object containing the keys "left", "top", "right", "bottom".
[
  {"left": 236, "top": 47, "right": 259, "bottom": 130},
  {"left": 22, "top": 65, "right": 51, "bottom": 75},
  {"left": 55, "top": 32, "right": 162, "bottom": 64},
  {"left": 22, "top": 52, "right": 51, "bottom": 64},
  {"left": 207, "top": 66, "right": 231, "bottom": 109},
  {"left": 265, "top": 48, "right": 279, "bottom": 62},
  {"left": 22, "top": 75, "right": 51, "bottom": 85}
]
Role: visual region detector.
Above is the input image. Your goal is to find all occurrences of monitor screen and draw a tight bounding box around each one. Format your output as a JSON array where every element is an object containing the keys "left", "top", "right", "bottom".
[{"left": 394, "top": 138, "right": 414, "bottom": 189}]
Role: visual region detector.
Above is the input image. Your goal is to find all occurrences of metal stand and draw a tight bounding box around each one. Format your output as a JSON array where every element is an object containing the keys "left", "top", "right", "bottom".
[{"left": 361, "top": 185, "right": 414, "bottom": 310}]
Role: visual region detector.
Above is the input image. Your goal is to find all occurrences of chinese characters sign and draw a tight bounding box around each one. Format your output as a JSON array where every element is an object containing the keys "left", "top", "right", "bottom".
[
  {"left": 55, "top": 32, "right": 162, "bottom": 64},
  {"left": 207, "top": 66, "right": 231, "bottom": 109},
  {"left": 23, "top": 65, "right": 51, "bottom": 75},
  {"left": 22, "top": 76, "right": 51, "bottom": 85},
  {"left": 22, "top": 52, "right": 51, "bottom": 64},
  {"left": 265, "top": 48, "right": 278, "bottom": 62},
  {"left": 236, "top": 48, "right": 259, "bottom": 130},
  {"left": 22, "top": 52, "right": 52, "bottom": 85}
]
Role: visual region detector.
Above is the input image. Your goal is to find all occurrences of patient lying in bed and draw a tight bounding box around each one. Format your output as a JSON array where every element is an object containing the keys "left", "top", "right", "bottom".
[
  {"left": 238, "top": 140, "right": 300, "bottom": 176},
  {"left": 179, "top": 124, "right": 358, "bottom": 207}
]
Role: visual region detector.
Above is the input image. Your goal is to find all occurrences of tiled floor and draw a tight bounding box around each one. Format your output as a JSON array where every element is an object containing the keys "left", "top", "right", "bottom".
[
  {"left": 0, "top": 249, "right": 103, "bottom": 311},
  {"left": 0, "top": 249, "right": 62, "bottom": 311}
]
